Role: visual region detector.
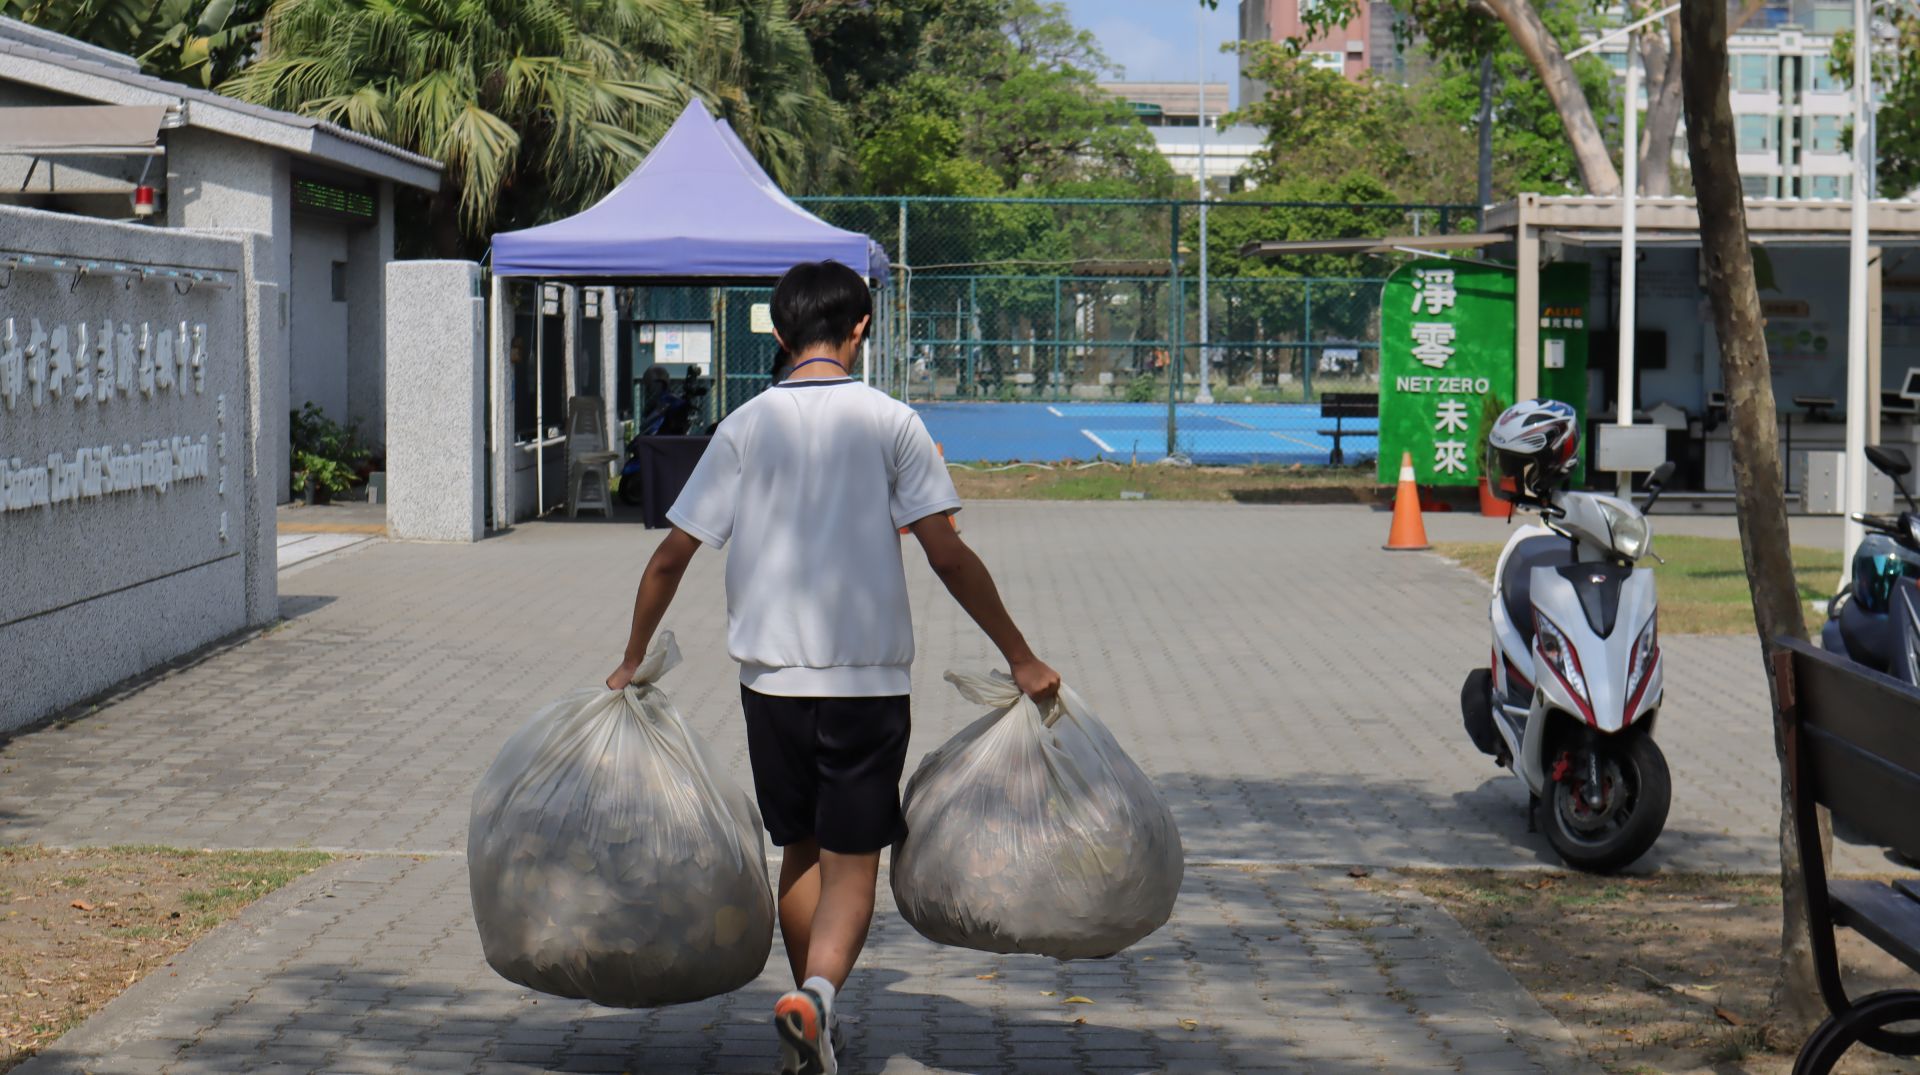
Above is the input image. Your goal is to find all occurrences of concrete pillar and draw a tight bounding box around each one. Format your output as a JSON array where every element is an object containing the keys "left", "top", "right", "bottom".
[
  {"left": 239, "top": 231, "right": 284, "bottom": 627},
  {"left": 167, "top": 129, "right": 292, "bottom": 502},
  {"left": 346, "top": 179, "right": 396, "bottom": 450},
  {"left": 387, "top": 261, "right": 486, "bottom": 542},
  {"left": 1514, "top": 193, "right": 1541, "bottom": 403}
]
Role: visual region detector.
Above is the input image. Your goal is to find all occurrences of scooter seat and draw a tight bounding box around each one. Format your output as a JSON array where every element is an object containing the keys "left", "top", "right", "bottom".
[{"left": 1501, "top": 534, "right": 1574, "bottom": 644}]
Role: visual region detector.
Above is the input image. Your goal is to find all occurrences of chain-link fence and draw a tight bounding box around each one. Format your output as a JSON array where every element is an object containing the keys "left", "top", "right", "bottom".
[{"left": 627, "top": 196, "right": 1478, "bottom": 464}]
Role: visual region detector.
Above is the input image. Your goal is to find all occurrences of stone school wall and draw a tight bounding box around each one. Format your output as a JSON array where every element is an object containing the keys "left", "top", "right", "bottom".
[{"left": 0, "top": 207, "right": 274, "bottom": 731}]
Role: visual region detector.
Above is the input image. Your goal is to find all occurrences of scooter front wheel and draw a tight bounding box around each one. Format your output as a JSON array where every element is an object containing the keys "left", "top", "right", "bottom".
[{"left": 1539, "top": 734, "right": 1671, "bottom": 873}]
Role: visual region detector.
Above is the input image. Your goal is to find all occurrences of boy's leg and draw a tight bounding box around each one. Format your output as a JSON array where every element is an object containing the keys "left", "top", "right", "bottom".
[
  {"left": 803, "top": 849, "right": 883, "bottom": 989},
  {"left": 776, "top": 840, "right": 822, "bottom": 985}
]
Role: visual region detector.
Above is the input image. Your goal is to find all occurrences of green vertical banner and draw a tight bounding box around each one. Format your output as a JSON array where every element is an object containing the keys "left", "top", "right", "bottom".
[
  {"left": 1379, "top": 260, "right": 1516, "bottom": 486},
  {"left": 1537, "top": 263, "right": 1592, "bottom": 482}
]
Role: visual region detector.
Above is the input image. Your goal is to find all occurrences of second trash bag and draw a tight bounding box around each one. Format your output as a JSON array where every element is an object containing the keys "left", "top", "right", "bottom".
[
  {"left": 467, "top": 633, "right": 775, "bottom": 1007},
  {"left": 891, "top": 671, "right": 1184, "bottom": 960}
]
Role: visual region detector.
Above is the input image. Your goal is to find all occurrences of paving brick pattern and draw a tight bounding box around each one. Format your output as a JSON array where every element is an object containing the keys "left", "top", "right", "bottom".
[
  {"left": 20, "top": 855, "right": 1587, "bottom": 1075},
  {"left": 0, "top": 502, "right": 1836, "bottom": 1073}
]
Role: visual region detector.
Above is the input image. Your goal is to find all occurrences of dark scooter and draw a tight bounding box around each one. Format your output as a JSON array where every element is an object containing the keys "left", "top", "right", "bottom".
[{"left": 1822, "top": 445, "right": 1920, "bottom": 686}]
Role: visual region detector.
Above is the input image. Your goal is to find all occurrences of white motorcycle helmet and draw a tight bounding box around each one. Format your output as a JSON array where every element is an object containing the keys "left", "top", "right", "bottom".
[{"left": 1487, "top": 399, "right": 1580, "bottom": 502}]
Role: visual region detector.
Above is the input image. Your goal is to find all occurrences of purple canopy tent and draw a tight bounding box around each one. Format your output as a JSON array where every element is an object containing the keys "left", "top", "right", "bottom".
[
  {"left": 491, "top": 98, "right": 889, "bottom": 284},
  {"left": 484, "top": 99, "right": 893, "bottom": 529}
]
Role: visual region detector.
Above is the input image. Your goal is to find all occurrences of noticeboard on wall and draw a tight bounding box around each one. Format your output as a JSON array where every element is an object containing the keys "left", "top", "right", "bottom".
[{"left": 639, "top": 321, "right": 713, "bottom": 368}]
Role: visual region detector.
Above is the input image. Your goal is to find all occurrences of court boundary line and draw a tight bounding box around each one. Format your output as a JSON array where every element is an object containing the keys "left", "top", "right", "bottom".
[
  {"left": 1081, "top": 429, "right": 1116, "bottom": 453},
  {"left": 1268, "top": 430, "right": 1330, "bottom": 453}
]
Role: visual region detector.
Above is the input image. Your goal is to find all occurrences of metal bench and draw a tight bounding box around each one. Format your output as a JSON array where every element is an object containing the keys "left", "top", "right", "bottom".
[
  {"left": 1772, "top": 637, "right": 1920, "bottom": 1075},
  {"left": 1318, "top": 392, "right": 1378, "bottom": 466}
]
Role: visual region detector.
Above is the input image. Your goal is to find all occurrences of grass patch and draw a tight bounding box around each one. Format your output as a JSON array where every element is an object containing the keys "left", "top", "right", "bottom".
[
  {"left": 0, "top": 846, "right": 332, "bottom": 1072},
  {"left": 1371, "top": 869, "right": 1920, "bottom": 1074},
  {"left": 947, "top": 462, "right": 1386, "bottom": 503},
  {"left": 1434, "top": 535, "right": 1843, "bottom": 635}
]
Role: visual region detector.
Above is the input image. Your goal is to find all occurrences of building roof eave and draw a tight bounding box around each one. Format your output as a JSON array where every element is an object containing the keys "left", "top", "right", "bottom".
[{"left": 0, "top": 25, "right": 441, "bottom": 190}]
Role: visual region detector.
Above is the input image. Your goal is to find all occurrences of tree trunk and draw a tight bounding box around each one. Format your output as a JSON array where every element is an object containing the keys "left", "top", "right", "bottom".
[
  {"left": 1678, "top": 0, "right": 1826, "bottom": 1043},
  {"left": 1639, "top": 11, "right": 1686, "bottom": 196},
  {"left": 1482, "top": 0, "right": 1623, "bottom": 196}
]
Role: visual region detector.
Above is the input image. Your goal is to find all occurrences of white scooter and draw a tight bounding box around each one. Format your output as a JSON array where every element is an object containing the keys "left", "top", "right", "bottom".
[{"left": 1460, "top": 460, "right": 1677, "bottom": 872}]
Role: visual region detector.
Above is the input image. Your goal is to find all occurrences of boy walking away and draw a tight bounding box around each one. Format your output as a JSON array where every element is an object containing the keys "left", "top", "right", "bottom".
[{"left": 605, "top": 260, "right": 1059, "bottom": 1075}]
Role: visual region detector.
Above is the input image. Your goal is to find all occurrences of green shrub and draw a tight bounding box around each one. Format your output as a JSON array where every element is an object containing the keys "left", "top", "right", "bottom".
[
  {"left": 1125, "top": 375, "right": 1158, "bottom": 403},
  {"left": 289, "top": 402, "right": 367, "bottom": 497}
]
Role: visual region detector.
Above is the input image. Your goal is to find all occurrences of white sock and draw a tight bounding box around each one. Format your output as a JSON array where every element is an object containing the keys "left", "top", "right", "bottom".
[{"left": 802, "top": 975, "right": 837, "bottom": 1025}]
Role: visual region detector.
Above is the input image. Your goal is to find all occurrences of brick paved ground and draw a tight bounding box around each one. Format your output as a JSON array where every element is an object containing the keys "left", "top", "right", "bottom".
[{"left": 1, "top": 501, "right": 1834, "bottom": 1073}]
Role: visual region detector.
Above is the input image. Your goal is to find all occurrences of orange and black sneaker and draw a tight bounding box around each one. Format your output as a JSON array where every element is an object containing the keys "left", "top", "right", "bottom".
[{"left": 774, "top": 988, "right": 836, "bottom": 1075}]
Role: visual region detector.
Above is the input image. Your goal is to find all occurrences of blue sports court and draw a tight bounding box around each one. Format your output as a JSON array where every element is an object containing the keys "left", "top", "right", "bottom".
[{"left": 910, "top": 402, "right": 1381, "bottom": 466}]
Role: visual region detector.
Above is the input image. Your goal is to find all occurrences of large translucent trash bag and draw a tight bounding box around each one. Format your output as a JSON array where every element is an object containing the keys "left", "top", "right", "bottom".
[
  {"left": 468, "top": 633, "right": 774, "bottom": 1007},
  {"left": 891, "top": 671, "right": 1184, "bottom": 960}
]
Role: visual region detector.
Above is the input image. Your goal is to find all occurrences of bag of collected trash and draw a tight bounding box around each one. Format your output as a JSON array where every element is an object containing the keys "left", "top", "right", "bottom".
[
  {"left": 467, "top": 632, "right": 774, "bottom": 1007},
  {"left": 890, "top": 671, "right": 1184, "bottom": 960}
]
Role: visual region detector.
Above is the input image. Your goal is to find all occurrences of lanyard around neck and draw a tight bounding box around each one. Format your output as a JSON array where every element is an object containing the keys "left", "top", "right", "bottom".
[{"left": 788, "top": 357, "right": 847, "bottom": 378}]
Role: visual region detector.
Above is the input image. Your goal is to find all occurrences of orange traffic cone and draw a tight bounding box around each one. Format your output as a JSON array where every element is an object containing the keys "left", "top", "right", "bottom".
[{"left": 1383, "top": 451, "right": 1431, "bottom": 552}]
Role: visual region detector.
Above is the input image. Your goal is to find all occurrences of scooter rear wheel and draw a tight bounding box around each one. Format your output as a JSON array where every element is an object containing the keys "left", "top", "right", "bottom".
[
  {"left": 1539, "top": 734, "right": 1670, "bottom": 873},
  {"left": 617, "top": 473, "right": 645, "bottom": 507}
]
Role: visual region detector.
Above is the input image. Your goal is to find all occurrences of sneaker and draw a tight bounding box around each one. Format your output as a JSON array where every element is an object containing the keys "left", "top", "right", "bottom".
[{"left": 774, "top": 987, "right": 837, "bottom": 1075}]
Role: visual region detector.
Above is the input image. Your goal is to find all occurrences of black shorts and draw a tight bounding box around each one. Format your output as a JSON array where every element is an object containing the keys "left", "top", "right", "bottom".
[{"left": 740, "top": 686, "right": 912, "bottom": 854}]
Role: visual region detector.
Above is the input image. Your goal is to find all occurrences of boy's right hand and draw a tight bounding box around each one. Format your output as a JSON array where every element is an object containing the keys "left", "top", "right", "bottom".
[
  {"left": 606, "top": 660, "right": 640, "bottom": 691},
  {"left": 1011, "top": 657, "right": 1061, "bottom": 704}
]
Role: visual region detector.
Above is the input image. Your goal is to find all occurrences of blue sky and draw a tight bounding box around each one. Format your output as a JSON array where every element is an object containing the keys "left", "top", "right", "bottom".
[{"left": 1060, "top": 0, "right": 1243, "bottom": 98}]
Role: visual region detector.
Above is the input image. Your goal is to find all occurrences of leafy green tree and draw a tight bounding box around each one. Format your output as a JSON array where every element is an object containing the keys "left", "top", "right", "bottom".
[
  {"left": 222, "top": 0, "right": 840, "bottom": 257},
  {"left": 849, "top": 0, "right": 1174, "bottom": 197},
  {"left": 1832, "top": 15, "right": 1920, "bottom": 197},
  {"left": 6, "top": 0, "right": 269, "bottom": 86}
]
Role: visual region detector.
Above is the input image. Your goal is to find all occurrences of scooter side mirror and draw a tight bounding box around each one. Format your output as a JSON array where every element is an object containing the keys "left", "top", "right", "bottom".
[
  {"left": 1640, "top": 461, "right": 1677, "bottom": 512},
  {"left": 1868, "top": 445, "right": 1912, "bottom": 479},
  {"left": 1868, "top": 445, "right": 1920, "bottom": 513}
]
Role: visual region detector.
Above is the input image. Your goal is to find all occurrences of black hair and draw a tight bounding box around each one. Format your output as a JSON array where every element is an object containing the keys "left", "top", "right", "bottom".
[{"left": 771, "top": 260, "right": 871, "bottom": 355}]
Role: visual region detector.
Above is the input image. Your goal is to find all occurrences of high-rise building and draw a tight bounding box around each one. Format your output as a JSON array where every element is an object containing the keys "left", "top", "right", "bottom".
[
  {"left": 1590, "top": 2, "right": 1860, "bottom": 198},
  {"left": 1237, "top": 0, "right": 1413, "bottom": 103},
  {"left": 1098, "top": 82, "right": 1261, "bottom": 191}
]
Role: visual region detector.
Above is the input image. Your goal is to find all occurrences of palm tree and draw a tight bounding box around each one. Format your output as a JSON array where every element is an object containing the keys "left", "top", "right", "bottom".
[
  {"left": 696, "top": 0, "right": 846, "bottom": 193},
  {"left": 225, "top": 0, "right": 703, "bottom": 255},
  {"left": 223, "top": 0, "right": 842, "bottom": 257},
  {"left": 7, "top": 0, "right": 270, "bottom": 87}
]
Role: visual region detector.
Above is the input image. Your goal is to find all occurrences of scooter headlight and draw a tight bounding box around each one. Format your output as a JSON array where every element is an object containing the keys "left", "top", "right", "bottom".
[
  {"left": 1600, "top": 500, "right": 1653, "bottom": 561},
  {"left": 1534, "top": 611, "right": 1595, "bottom": 723},
  {"left": 1625, "top": 613, "right": 1660, "bottom": 718}
]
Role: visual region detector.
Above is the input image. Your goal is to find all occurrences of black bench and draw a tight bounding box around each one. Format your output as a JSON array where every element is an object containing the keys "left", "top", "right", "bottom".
[
  {"left": 1772, "top": 637, "right": 1920, "bottom": 1075},
  {"left": 1318, "top": 392, "right": 1379, "bottom": 466}
]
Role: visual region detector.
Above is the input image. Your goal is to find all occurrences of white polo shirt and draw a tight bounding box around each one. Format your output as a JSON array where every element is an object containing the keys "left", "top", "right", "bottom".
[{"left": 666, "top": 378, "right": 962, "bottom": 697}]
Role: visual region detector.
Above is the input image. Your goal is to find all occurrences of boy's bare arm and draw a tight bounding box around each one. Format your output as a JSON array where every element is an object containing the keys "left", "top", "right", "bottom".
[
  {"left": 907, "top": 515, "right": 1060, "bottom": 702},
  {"left": 605, "top": 528, "right": 704, "bottom": 689}
]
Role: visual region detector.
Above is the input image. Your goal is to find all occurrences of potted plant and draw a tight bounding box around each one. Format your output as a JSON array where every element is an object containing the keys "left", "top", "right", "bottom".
[
  {"left": 289, "top": 403, "right": 368, "bottom": 505},
  {"left": 1475, "top": 393, "right": 1512, "bottom": 517}
]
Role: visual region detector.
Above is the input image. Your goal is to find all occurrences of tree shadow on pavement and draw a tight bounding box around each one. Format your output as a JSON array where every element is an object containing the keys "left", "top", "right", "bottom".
[{"left": 1159, "top": 769, "right": 1783, "bottom": 874}]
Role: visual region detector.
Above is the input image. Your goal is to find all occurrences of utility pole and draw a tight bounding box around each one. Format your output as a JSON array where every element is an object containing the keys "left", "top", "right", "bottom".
[
  {"left": 1194, "top": 4, "right": 1214, "bottom": 406},
  {"left": 1617, "top": 27, "right": 1640, "bottom": 499},
  {"left": 1568, "top": 6, "right": 1677, "bottom": 498},
  {"left": 1842, "top": 0, "right": 1875, "bottom": 563}
]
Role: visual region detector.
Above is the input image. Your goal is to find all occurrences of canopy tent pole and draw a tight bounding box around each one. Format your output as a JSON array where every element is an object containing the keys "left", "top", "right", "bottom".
[{"left": 489, "top": 273, "right": 511, "bottom": 530}]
